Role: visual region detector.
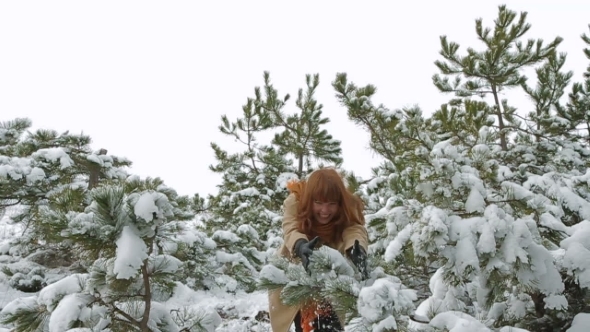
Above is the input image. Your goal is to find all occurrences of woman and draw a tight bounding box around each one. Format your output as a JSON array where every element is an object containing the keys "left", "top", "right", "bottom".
[{"left": 268, "top": 168, "right": 369, "bottom": 332}]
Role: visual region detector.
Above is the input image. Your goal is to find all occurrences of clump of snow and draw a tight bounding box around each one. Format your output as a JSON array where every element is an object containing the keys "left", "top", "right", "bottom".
[
  {"left": 149, "top": 254, "right": 183, "bottom": 274},
  {"left": 384, "top": 223, "right": 412, "bottom": 262},
  {"left": 236, "top": 224, "right": 260, "bottom": 240},
  {"left": 0, "top": 296, "right": 37, "bottom": 317},
  {"left": 465, "top": 187, "right": 485, "bottom": 213},
  {"left": 48, "top": 293, "right": 92, "bottom": 332},
  {"left": 133, "top": 192, "right": 160, "bottom": 222},
  {"left": 498, "top": 327, "right": 529, "bottom": 332},
  {"left": 311, "top": 246, "right": 355, "bottom": 278},
  {"left": 31, "top": 147, "right": 74, "bottom": 169},
  {"left": 259, "top": 265, "right": 289, "bottom": 285},
  {"left": 568, "top": 313, "right": 590, "bottom": 332},
  {"left": 37, "top": 273, "right": 88, "bottom": 310},
  {"left": 429, "top": 311, "right": 491, "bottom": 332},
  {"left": 113, "top": 226, "right": 148, "bottom": 279},
  {"left": 275, "top": 172, "right": 298, "bottom": 191},
  {"left": 25, "top": 167, "right": 45, "bottom": 183},
  {"left": 560, "top": 221, "right": 590, "bottom": 289},
  {"left": 0, "top": 156, "right": 31, "bottom": 181},
  {"left": 357, "top": 277, "right": 417, "bottom": 325},
  {"left": 212, "top": 230, "right": 241, "bottom": 244},
  {"left": 129, "top": 191, "right": 175, "bottom": 224}
]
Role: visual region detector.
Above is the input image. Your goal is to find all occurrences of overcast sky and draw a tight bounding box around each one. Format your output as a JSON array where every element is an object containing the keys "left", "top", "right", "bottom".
[{"left": 1, "top": 0, "right": 589, "bottom": 197}]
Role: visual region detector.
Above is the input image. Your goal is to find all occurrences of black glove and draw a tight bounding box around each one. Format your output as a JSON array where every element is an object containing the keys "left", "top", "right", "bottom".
[
  {"left": 294, "top": 236, "right": 320, "bottom": 272},
  {"left": 349, "top": 240, "right": 369, "bottom": 280}
]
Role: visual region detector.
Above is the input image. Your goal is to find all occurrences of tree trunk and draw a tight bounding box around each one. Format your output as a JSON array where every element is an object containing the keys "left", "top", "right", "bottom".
[
  {"left": 88, "top": 148, "right": 107, "bottom": 190},
  {"left": 491, "top": 85, "right": 508, "bottom": 150},
  {"left": 298, "top": 154, "right": 304, "bottom": 178},
  {"left": 139, "top": 261, "right": 152, "bottom": 332}
]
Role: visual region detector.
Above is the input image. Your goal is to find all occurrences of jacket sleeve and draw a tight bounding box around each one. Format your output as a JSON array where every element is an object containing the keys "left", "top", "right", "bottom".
[
  {"left": 283, "top": 193, "right": 308, "bottom": 256},
  {"left": 342, "top": 222, "right": 369, "bottom": 253}
]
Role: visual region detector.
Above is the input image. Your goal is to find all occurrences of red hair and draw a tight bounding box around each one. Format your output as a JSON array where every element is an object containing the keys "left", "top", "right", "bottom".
[{"left": 286, "top": 168, "right": 365, "bottom": 244}]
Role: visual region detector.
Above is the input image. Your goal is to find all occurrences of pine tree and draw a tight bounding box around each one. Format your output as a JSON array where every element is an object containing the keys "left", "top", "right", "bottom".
[
  {"left": 539, "top": 25, "right": 590, "bottom": 330},
  {"left": 0, "top": 118, "right": 131, "bottom": 258},
  {"left": 560, "top": 25, "right": 590, "bottom": 145},
  {"left": 332, "top": 7, "right": 590, "bottom": 331},
  {"left": 205, "top": 70, "right": 345, "bottom": 259},
  {"left": 206, "top": 89, "right": 296, "bottom": 238},
  {"left": 0, "top": 177, "right": 222, "bottom": 332},
  {"left": 432, "top": 5, "right": 562, "bottom": 151},
  {"left": 203, "top": 77, "right": 298, "bottom": 292},
  {"left": 258, "top": 71, "right": 343, "bottom": 177}
]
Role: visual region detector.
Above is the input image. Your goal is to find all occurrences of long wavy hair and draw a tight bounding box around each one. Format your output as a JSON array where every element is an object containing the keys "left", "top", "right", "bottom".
[{"left": 287, "top": 167, "right": 365, "bottom": 244}]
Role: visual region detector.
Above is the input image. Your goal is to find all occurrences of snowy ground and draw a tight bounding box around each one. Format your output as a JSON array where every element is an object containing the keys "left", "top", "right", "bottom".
[{"left": 0, "top": 211, "right": 274, "bottom": 332}]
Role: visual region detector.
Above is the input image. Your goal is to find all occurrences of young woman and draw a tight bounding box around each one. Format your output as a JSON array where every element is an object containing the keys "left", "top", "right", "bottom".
[{"left": 268, "top": 168, "right": 369, "bottom": 332}]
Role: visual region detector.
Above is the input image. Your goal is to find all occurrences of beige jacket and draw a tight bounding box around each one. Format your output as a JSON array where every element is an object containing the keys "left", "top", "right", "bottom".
[{"left": 268, "top": 193, "right": 369, "bottom": 332}]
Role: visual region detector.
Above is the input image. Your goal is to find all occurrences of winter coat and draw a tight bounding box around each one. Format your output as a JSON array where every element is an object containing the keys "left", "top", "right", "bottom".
[{"left": 268, "top": 193, "right": 369, "bottom": 332}]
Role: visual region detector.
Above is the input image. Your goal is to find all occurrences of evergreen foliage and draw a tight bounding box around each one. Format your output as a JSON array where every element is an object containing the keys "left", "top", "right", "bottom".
[
  {"left": 3, "top": 5, "right": 590, "bottom": 332},
  {"left": 258, "top": 246, "right": 417, "bottom": 332},
  {"left": 1, "top": 178, "right": 222, "bottom": 332},
  {"left": 202, "top": 72, "right": 345, "bottom": 294},
  {"left": 333, "top": 5, "right": 590, "bottom": 331},
  {"left": 0, "top": 118, "right": 131, "bottom": 258}
]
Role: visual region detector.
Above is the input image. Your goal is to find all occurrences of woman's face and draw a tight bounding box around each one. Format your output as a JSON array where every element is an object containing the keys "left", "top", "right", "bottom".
[{"left": 312, "top": 200, "right": 339, "bottom": 225}]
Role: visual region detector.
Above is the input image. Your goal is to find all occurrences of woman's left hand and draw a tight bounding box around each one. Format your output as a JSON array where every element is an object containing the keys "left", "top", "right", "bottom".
[{"left": 349, "top": 240, "right": 369, "bottom": 280}]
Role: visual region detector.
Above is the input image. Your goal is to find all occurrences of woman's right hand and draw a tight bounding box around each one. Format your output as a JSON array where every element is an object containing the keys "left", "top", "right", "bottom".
[{"left": 294, "top": 236, "right": 320, "bottom": 271}]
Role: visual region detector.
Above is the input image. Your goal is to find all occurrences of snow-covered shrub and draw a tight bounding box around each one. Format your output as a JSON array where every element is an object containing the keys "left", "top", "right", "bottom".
[{"left": 0, "top": 181, "right": 222, "bottom": 332}]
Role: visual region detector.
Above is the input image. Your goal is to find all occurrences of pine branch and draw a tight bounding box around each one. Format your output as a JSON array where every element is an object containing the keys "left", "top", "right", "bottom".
[{"left": 91, "top": 291, "right": 140, "bottom": 329}]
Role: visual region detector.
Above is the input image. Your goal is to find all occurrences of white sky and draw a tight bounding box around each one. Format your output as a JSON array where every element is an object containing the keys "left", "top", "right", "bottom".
[{"left": 1, "top": 0, "right": 589, "bottom": 197}]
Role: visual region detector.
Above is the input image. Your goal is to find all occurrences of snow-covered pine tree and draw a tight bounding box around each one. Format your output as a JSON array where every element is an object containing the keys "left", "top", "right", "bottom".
[
  {"left": 258, "top": 71, "right": 343, "bottom": 178},
  {"left": 204, "top": 72, "right": 347, "bottom": 293},
  {"left": 0, "top": 118, "right": 130, "bottom": 264},
  {"left": 332, "top": 73, "right": 433, "bottom": 299},
  {"left": 537, "top": 26, "right": 590, "bottom": 327},
  {"left": 203, "top": 77, "right": 297, "bottom": 292},
  {"left": 429, "top": 7, "right": 590, "bottom": 331},
  {"left": 332, "top": 5, "right": 590, "bottom": 331},
  {"left": 0, "top": 176, "right": 223, "bottom": 332},
  {"left": 432, "top": 4, "right": 562, "bottom": 152}
]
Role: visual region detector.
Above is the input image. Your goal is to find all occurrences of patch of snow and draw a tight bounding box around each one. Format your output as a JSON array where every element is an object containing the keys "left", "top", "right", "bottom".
[{"left": 113, "top": 226, "right": 148, "bottom": 279}]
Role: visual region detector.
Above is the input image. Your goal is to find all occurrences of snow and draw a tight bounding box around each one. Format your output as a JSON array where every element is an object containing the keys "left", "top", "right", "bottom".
[
  {"left": 113, "top": 226, "right": 148, "bottom": 279},
  {"left": 31, "top": 147, "right": 74, "bottom": 169},
  {"left": 275, "top": 172, "right": 299, "bottom": 191},
  {"left": 429, "top": 311, "right": 490, "bottom": 332},
  {"left": 0, "top": 156, "right": 31, "bottom": 180},
  {"left": 48, "top": 293, "right": 91, "bottom": 332},
  {"left": 357, "top": 277, "right": 416, "bottom": 324},
  {"left": 234, "top": 187, "right": 260, "bottom": 197},
  {"left": 37, "top": 273, "right": 87, "bottom": 310},
  {"left": 465, "top": 187, "right": 485, "bottom": 213},
  {"left": 150, "top": 254, "right": 183, "bottom": 274},
  {"left": 134, "top": 192, "right": 160, "bottom": 222},
  {"left": 86, "top": 153, "right": 102, "bottom": 165},
  {"left": 212, "top": 230, "right": 242, "bottom": 243},
  {"left": 384, "top": 223, "right": 412, "bottom": 262},
  {"left": 25, "top": 166, "right": 45, "bottom": 183},
  {"left": 568, "top": 313, "right": 590, "bottom": 332},
  {"left": 560, "top": 221, "right": 590, "bottom": 288},
  {"left": 236, "top": 224, "right": 260, "bottom": 240},
  {"left": 314, "top": 246, "right": 355, "bottom": 278}
]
